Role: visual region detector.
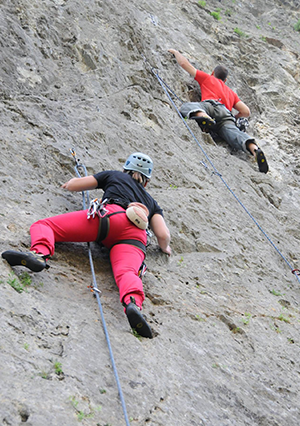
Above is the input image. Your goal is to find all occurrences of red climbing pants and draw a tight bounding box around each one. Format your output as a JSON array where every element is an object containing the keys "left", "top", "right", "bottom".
[{"left": 30, "top": 204, "right": 147, "bottom": 308}]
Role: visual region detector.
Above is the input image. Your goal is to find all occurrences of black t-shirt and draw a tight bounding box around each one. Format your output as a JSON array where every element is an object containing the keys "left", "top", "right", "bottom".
[{"left": 93, "top": 170, "right": 163, "bottom": 219}]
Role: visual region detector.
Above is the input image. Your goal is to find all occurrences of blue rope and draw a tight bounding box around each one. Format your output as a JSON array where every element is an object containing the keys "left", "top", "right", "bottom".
[
  {"left": 152, "top": 70, "right": 300, "bottom": 284},
  {"left": 70, "top": 149, "right": 130, "bottom": 426}
]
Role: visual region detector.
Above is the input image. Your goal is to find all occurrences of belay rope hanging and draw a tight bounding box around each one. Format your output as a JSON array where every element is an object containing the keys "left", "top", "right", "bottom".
[
  {"left": 70, "top": 149, "right": 131, "bottom": 426},
  {"left": 144, "top": 59, "right": 300, "bottom": 284}
]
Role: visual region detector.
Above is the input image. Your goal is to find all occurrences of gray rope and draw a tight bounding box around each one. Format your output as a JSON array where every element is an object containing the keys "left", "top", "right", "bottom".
[{"left": 70, "top": 148, "right": 130, "bottom": 426}]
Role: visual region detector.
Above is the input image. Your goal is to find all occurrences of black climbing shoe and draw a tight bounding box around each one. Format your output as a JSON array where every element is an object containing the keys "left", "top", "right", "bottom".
[
  {"left": 191, "top": 115, "right": 216, "bottom": 132},
  {"left": 1, "top": 250, "right": 49, "bottom": 272},
  {"left": 125, "top": 296, "right": 153, "bottom": 338},
  {"left": 255, "top": 148, "right": 269, "bottom": 174}
]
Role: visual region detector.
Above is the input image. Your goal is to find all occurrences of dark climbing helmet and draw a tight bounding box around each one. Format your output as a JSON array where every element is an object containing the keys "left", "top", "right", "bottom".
[{"left": 123, "top": 152, "right": 153, "bottom": 178}]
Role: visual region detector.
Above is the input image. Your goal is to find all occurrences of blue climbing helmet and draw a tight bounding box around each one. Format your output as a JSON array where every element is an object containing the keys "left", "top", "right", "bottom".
[{"left": 123, "top": 152, "right": 153, "bottom": 179}]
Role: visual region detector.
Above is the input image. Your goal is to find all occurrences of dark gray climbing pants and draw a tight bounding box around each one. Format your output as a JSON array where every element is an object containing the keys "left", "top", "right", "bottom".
[{"left": 180, "top": 100, "right": 254, "bottom": 153}]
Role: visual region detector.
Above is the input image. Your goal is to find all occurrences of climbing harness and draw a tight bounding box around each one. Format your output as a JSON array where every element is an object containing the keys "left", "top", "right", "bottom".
[
  {"left": 110, "top": 239, "right": 147, "bottom": 255},
  {"left": 70, "top": 148, "right": 131, "bottom": 426},
  {"left": 144, "top": 64, "right": 300, "bottom": 284},
  {"left": 86, "top": 199, "right": 148, "bottom": 256}
]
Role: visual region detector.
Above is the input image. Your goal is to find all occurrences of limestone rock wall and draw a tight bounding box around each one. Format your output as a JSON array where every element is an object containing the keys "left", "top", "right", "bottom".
[{"left": 1, "top": 0, "right": 300, "bottom": 425}]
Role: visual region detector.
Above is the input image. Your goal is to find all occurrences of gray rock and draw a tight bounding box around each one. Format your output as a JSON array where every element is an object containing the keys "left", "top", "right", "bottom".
[{"left": 1, "top": 0, "right": 300, "bottom": 425}]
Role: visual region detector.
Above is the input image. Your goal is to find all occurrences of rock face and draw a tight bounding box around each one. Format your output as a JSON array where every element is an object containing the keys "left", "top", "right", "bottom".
[{"left": 1, "top": 0, "right": 300, "bottom": 425}]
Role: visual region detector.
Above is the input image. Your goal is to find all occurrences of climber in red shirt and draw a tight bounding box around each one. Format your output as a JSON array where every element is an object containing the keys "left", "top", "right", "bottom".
[{"left": 168, "top": 49, "right": 269, "bottom": 174}]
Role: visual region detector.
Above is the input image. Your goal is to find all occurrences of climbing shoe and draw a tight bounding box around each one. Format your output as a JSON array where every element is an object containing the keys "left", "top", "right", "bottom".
[
  {"left": 255, "top": 148, "right": 269, "bottom": 174},
  {"left": 191, "top": 115, "right": 216, "bottom": 132},
  {"left": 124, "top": 296, "right": 153, "bottom": 338},
  {"left": 1, "top": 250, "right": 49, "bottom": 272}
]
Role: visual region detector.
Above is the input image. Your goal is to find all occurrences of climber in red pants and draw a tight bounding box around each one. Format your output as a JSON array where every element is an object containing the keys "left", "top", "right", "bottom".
[{"left": 2, "top": 152, "right": 171, "bottom": 338}]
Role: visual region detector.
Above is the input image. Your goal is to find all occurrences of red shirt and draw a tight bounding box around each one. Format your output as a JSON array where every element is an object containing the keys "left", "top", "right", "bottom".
[{"left": 195, "top": 70, "right": 240, "bottom": 111}]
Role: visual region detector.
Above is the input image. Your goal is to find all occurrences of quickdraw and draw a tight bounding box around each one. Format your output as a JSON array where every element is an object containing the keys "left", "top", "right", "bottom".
[
  {"left": 87, "top": 198, "right": 108, "bottom": 219},
  {"left": 138, "top": 261, "right": 147, "bottom": 279},
  {"left": 87, "top": 284, "right": 102, "bottom": 294}
]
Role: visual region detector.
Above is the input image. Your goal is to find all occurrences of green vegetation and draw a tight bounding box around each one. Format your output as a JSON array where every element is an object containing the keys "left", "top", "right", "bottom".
[
  {"left": 211, "top": 10, "right": 221, "bottom": 21},
  {"left": 234, "top": 27, "right": 248, "bottom": 37},
  {"left": 195, "top": 314, "right": 205, "bottom": 321},
  {"left": 70, "top": 396, "right": 79, "bottom": 409},
  {"left": 269, "top": 289, "right": 282, "bottom": 296},
  {"left": 39, "top": 370, "right": 49, "bottom": 379},
  {"left": 7, "top": 273, "right": 24, "bottom": 293},
  {"left": 19, "top": 272, "right": 32, "bottom": 287},
  {"left": 69, "top": 396, "right": 101, "bottom": 422},
  {"left": 198, "top": 0, "right": 206, "bottom": 8},
  {"left": 212, "top": 362, "right": 228, "bottom": 369},
  {"left": 77, "top": 411, "right": 94, "bottom": 422},
  {"left": 242, "top": 313, "right": 251, "bottom": 325},
  {"left": 54, "top": 361, "right": 63, "bottom": 375},
  {"left": 132, "top": 329, "right": 142, "bottom": 340},
  {"left": 4, "top": 271, "right": 43, "bottom": 293},
  {"left": 24, "top": 343, "right": 29, "bottom": 351},
  {"left": 294, "top": 20, "right": 300, "bottom": 32},
  {"left": 270, "top": 323, "right": 282, "bottom": 333},
  {"left": 177, "top": 256, "right": 184, "bottom": 266},
  {"left": 277, "top": 313, "right": 290, "bottom": 323}
]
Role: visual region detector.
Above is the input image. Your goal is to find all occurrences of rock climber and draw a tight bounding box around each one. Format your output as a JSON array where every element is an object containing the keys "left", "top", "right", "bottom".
[
  {"left": 2, "top": 152, "right": 171, "bottom": 338},
  {"left": 168, "top": 49, "right": 269, "bottom": 173}
]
